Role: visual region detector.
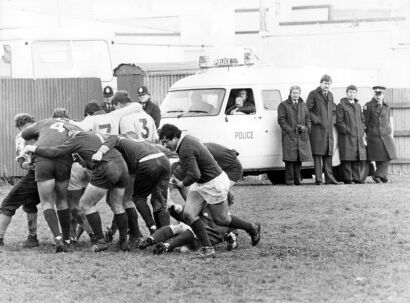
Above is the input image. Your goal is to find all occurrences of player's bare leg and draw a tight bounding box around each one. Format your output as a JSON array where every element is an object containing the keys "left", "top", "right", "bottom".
[
  {"left": 80, "top": 184, "right": 108, "bottom": 252},
  {"left": 108, "top": 188, "right": 130, "bottom": 252},
  {"left": 208, "top": 200, "right": 261, "bottom": 246},
  {"left": 184, "top": 190, "right": 214, "bottom": 257},
  {"left": 37, "top": 179, "right": 66, "bottom": 252},
  {"left": 67, "top": 189, "right": 93, "bottom": 239}
]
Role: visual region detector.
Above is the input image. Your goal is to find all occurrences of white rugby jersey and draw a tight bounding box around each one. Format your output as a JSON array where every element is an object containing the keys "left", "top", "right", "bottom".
[
  {"left": 120, "top": 110, "right": 159, "bottom": 142},
  {"left": 71, "top": 103, "right": 142, "bottom": 135}
]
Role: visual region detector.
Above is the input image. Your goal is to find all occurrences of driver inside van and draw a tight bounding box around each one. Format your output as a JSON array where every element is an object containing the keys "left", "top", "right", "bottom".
[{"left": 227, "top": 89, "right": 256, "bottom": 115}]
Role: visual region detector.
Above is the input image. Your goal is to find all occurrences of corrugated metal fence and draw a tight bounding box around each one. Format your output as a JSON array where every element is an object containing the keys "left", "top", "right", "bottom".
[
  {"left": 0, "top": 78, "right": 102, "bottom": 177},
  {"left": 386, "top": 88, "right": 410, "bottom": 173}
]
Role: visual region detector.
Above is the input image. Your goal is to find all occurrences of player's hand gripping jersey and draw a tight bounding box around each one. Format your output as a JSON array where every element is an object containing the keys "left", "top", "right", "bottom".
[{"left": 71, "top": 103, "right": 142, "bottom": 135}]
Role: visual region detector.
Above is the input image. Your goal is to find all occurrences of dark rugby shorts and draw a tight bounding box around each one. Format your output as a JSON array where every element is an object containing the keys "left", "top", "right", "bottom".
[
  {"left": 90, "top": 157, "right": 129, "bottom": 190},
  {"left": 0, "top": 170, "right": 40, "bottom": 216},
  {"left": 35, "top": 157, "right": 72, "bottom": 182}
]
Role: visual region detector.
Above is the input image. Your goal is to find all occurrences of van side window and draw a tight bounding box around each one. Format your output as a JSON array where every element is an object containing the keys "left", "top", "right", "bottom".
[
  {"left": 225, "top": 88, "right": 256, "bottom": 115},
  {"left": 262, "top": 90, "right": 282, "bottom": 110},
  {"left": 0, "top": 45, "right": 12, "bottom": 78}
]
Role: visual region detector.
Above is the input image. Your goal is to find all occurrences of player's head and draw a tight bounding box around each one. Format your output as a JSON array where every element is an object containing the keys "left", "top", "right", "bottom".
[
  {"left": 14, "top": 113, "right": 35, "bottom": 129},
  {"left": 111, "top": 91, "right": 132, "bottom": 108},
  {"left": 84, "top": 101, "right": 102, "bottom": 117},
  {"left": 52, "top": 108, "right": 70, "bottom": 119},
  {"left": 159, "top": 124, "right": 182, "bottom": 151}
]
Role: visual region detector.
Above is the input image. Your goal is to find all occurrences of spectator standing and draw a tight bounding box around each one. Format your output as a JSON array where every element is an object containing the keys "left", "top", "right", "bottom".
[
  {"left": 138, "top": 86, "right": 161, "bottom": 128},
  {"left": 335, "top": 85, "right": 367, "bottom": 184},
  {"left": 306, "top": 74, "right": 342, "bottom": 185},
  {"left": 277, "top": 86, "right": 312, "bottom": 185},
  {"left": 363, "top": 86, "right": 397, "bottom": 183}
]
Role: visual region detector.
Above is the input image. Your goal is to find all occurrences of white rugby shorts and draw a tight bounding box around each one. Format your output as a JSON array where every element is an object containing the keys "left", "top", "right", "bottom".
[
  {"left": 190, "top": 171, "right": 230, "bottom": 204},
  {"left": 68, "top": 162, "right": 90, "bottom": 191}
]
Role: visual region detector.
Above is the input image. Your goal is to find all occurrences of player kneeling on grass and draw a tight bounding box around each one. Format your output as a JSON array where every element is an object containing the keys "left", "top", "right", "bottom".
[
  {"left": 159, "top": 124, "right": 261, "bottom": 257},
  {"left": 24, "top": 128, "right": 131, "bottom": 252},
  {"left": 139, "top": 200, "right": 238, "bottom": 254}
]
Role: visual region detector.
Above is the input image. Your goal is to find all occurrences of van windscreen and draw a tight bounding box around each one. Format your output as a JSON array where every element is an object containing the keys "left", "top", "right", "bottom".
[{"left": 161, "top": 89, "right": 225, "bottom": 117}]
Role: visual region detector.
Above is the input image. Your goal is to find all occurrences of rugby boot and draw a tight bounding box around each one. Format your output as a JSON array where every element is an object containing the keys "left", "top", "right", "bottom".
[
  {"left": 128, "top": 236, "right": 142, "bottom": 249},
  {"left": 23, "top": 235, "right": 40, "bottom": 248},
  {"left": 224, "top": 232, "right": 238, "bottom": 251},
  {"left": 149, "top": 225, "right": 157, "bottom": 235},
  {"left": 198, "top": 246, "right": 215, "bottom": 258},
  {"left": 55, "top": 237, "right": 66, "bottom": 253},
  {"left": 118, "top": 240, "right": 131, "bottom": 252},
  {"left": 138, "top": 237, "right": 155, "bottom": 250},
  {"left": 63, "top": 240, "right": 73, "bottom": 252},
  {"left": 90, "top": 236, "right": 109, "bottom": 253},
  {"left": 0, "top": 238, "right": 4, "bottom": 252},
  {"left": 249, "top": 223, "right": 261, "bottom": 246},
  {"left": 153, "top": 242, "right": 170, "bottom": 255}
]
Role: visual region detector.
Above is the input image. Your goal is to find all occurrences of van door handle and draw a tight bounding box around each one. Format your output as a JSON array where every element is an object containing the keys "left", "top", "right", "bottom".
[{"left": 254, "top": 116, "right": 262, "bottom": 119}]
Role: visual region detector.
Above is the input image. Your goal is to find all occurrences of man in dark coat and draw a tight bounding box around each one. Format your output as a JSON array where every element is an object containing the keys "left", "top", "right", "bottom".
[
  {"left": 306, "top": 74, "right": 342, "bottom": 185},
  {"left": 138, "top": 86, "right": 161, "bottom": 128},
  {"left": 335, "top": 85, "right": 367, "bottom": 184},
  {"left": 278, "top": 86, "right": 312, "bottom": 185},
  {"left": 363, "top": 86, "right": 397, "bottom": 183}
]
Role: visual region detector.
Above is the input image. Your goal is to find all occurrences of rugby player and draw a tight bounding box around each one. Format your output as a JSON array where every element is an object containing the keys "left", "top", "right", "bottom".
[
  {"left": 159, "top": 124, "right": 261, "bottom": 257},
  {"left": 21, "top": 116, "right": 80, "bottom": 252},
  {"left": 139, "top": 200, "right": 238, "bottom": 254},
  {"left": 70, "top": 95, "right": 143, "bottom": 246},
  {"left": 0, "top": 114, "right": 40, "bottom": 250},
  {"left": 25, "top": 129, "right": 131, "bottom": 252},
  {"left": 93, "top": 133, "right": 171, "bottom": 235}
]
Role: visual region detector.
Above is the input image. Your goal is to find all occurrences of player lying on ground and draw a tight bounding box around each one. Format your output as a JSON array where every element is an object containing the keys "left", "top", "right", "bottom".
[{"left": 139, "top": 200, "right": 238, "bottom": 254}]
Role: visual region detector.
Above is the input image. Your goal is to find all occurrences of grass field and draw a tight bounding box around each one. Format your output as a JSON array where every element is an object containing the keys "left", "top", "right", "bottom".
[{"left": 1, "top": 174, "right": 410, "bottom": 303}]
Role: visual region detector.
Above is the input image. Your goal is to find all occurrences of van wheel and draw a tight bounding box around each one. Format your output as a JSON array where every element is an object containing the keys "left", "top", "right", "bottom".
[{"left": 267, "top": 171, "right": 285, "bottom": 185}]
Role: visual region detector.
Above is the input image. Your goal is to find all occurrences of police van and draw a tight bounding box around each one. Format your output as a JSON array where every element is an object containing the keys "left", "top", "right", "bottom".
[{"left": 159, "top": 53, "right": 375, "bottom": 184}]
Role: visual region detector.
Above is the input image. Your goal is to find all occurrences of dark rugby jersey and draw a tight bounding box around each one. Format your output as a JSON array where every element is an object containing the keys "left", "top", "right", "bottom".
[
  {"left": 177, "top": 135, "right": 222, "bottom": 186},
  {"left": 103, "top": 136, "right": 162, "bottom": 174},
  {"left": 204, "top": 142, "right": 243, "bottom": 182},
  {"left": 21, "top": 119, "right": 79, "bottom": 163},
  {"left": 35, "top": 131, "right": 122, "bottom": 170}
]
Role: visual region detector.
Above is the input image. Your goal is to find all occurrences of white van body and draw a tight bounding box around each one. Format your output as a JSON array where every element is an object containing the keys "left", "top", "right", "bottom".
[
  {"left": 0, "top": 29, "right": 115, "bottom": 88},
  {"left": 160, "top": 65, "right": 376, "bottom": 182}
]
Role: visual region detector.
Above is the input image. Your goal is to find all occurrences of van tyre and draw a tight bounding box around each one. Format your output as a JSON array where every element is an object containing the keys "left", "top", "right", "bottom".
[{"left": 267, "top": 171, "right": 285, "bottom": 185}]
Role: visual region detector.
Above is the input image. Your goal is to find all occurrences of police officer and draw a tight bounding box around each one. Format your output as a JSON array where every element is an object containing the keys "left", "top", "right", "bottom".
[
  {"left": 363, "top": 86, "right": 397, "bottom": 183},
  {"left": 137, "top": 86, "right": 161, "bottom": 128}
]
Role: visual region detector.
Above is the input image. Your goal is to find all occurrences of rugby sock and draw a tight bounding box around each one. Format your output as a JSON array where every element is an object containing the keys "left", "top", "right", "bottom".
[
  {"left": 135, "top": 198, "right": 156, "bottom": 229},
  {"left": 190, "top": 219, "right": 212, "bottom": 247},
  {"left": 71, "top": 208, "right": 94, "bottom": 235},
  {"left": 152, "top": 226, "right": 174, "bottom": 242},
  {"left": 0, "top": 214, "right": 12, "bottom": 238},
  {"left": 114, "top": 213, "right": 128, "bottom": 243},
  {"left": 125, "top": 207, "right": 142, "bottom": 238},
  {"left": 110, "top": 216, "right": 118, "bottom": 234},
  {"left": 229, "top": 215, "right": 254, "bottom": 233},
  {"left": 26, "top": 213, "right": 38, "bottom": 236},
  {"left": 57, "top": 209, "right": 71, "bottom": 241},
  {"left": 43, "top": 209, "right": 61, "bottom": 238},
  {"left": 86, "top": 212, "right": 104, "bottom": 238},
  {"left": 154, "top": 210, "right": 171, "bottom": 228},
  {"left": 168, "top": 229, "right": 195, "bottom": 251}
]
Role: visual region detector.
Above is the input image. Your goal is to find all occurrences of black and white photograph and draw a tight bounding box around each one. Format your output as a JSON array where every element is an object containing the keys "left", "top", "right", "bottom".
[{"left": 1, "top": 0, "right": 410, "bottom": 302}]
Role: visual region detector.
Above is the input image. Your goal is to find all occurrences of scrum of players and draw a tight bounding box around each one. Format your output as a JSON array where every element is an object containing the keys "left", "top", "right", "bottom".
[{"left": 0, "top": 90, "right": 261, "bottom": 257}]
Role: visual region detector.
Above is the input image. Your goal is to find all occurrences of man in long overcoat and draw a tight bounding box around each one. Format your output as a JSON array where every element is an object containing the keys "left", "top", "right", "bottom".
[
  {"left": 278, "top": 86, "right": 312, "bottom": 185},
  {"left": 335, "top": 85, "right": 367, "bottom": 184},
  {"left": 363, "top": 86, "right": 397, "bottom": 183},
  {"left": 306, "top": 75, "right": 341, "bottom": 185}
]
